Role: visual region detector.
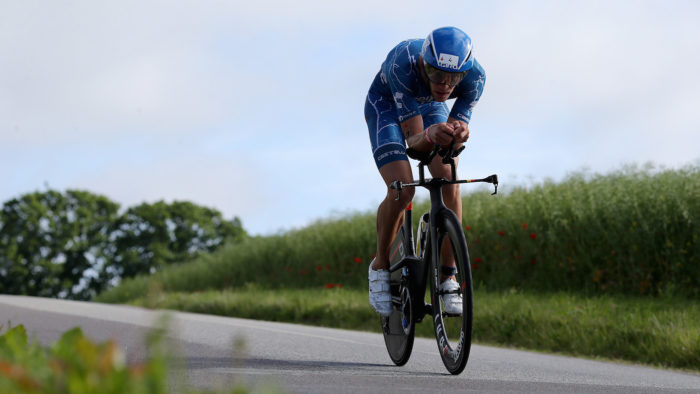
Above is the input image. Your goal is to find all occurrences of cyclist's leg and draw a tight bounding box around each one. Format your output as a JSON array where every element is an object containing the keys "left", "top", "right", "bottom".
[
  {"left": 365, "top": 93, "right": 415, "bottom": 271},
  {"left": 422, "top": 102, "right": 462, "bottom": 281},
  {"left": 376, "top": 160, "right": 414, "bottom": 270}
]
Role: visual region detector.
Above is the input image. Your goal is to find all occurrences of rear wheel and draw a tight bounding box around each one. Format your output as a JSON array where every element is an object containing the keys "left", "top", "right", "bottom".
[
  {"left": 381, "top": 226, "right": 415, "bottom": 365},
  {"left": 381, "top": 274, "right": 414, "bottom": 365},
  {"left": 428, "top": 209, "right": 473, "bottom": 375}
]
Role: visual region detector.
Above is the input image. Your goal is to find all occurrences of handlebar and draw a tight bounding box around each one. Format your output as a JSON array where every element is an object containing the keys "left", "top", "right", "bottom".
[{"left": 390, "top": 143, "right": 498, "bottom": 200}]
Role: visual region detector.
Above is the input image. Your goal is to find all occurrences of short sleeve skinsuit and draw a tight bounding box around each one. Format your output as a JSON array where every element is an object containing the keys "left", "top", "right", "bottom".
[{"left": 364, "top": 38, "right": 485, "bottom": 169}]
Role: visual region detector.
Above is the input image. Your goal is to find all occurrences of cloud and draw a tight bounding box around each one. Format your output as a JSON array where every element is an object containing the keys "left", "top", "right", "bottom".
[
  {"left": 2, "top": 1, "right": 699, "bottom": 234},
  {"left": 83, "top": 149, "right": 265, "bottom": 221},
  {"left": 470, "top": 1, "right": 700, "bottom": 173}
]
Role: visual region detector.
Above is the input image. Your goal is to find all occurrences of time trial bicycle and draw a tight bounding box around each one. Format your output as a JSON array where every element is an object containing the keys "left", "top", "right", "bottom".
[{"left": 380, "top": 144, "right": 498, "bottom": 375}]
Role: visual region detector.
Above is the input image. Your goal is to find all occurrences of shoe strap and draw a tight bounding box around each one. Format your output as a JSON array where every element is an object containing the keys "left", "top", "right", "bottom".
[
  {"left": 369, "top": 280, "right": 390, "bottom": 293},
  {"left": 441, "top": 265, "right": 457, "bottom": 276}
]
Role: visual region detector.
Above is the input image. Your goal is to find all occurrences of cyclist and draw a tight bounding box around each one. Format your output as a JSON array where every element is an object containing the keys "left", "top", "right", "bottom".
[{"left": 365, "top": 26, "right": 485, "bottom": 316}]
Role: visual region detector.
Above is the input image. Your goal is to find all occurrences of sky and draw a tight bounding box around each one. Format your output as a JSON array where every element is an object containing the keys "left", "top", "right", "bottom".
[{"left": 2, "top": 0, "right": 699, "bottom": 235}]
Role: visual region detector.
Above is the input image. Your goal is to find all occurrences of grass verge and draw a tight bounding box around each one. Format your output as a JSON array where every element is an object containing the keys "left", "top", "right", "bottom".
[{"left": 131, "top": 285, "right": 700, "bottom": 372}]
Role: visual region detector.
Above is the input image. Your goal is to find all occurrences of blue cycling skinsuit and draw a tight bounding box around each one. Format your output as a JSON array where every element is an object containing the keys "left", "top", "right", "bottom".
[{"left": 365, "top": 38, "right": 485, "bottom": 169}]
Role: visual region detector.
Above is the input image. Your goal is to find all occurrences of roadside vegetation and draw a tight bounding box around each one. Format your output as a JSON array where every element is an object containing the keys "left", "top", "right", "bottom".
[
  {"left": 93, "top": 164, "right": 700, "bottom": 371},
  {"left": 0, "top": 192, "right": 246, "bottom": 300},
  {"left": 0, "top": 321, "right": 258, "bottom": 393},
  {"left": 130, "top": 285, "right": 700, "bottom": 371}
]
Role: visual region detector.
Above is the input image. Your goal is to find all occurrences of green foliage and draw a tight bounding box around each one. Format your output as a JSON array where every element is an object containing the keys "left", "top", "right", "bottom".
[
  {"left": 93, "top": 164, "right": 700, "bottom": 371},
  {"left": 0, "top": 322, "right": 254, "bottom": 393},
  {"left": 128, "top": 287, "right": 700, "bottom": 371},
  {"left": 0, "top": 323, "right": 158, "bottom": 393},
  {"left": 98, "top": 164, "right": 699, "bottom": 302},
  {"left": 464, "top": 164, "right": 699, "bottom": 297},
  {"left": 108, "top": 200, "right": 246, "bottom": 280},
  {"left": 0, "top": 190, "right": 119, "bottom": 299},
  {"left": 473, "top": 289, "right": 700, "bottom": 370},
  {"left": 96, "top": 213, "right": 377, "bottom": 303},
  {"left": 0, "top": 190, "right": 247, "bottom": 300}
]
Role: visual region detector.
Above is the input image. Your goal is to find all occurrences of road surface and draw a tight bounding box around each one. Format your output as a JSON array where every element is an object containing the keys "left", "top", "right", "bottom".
[{"left": 1, "top": 295, "right": 698, "bottom": 393}]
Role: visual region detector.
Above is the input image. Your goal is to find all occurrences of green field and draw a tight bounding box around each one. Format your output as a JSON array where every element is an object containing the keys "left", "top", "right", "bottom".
[{"left": 95, "top": 164, "right": 700, "bottom": 371}]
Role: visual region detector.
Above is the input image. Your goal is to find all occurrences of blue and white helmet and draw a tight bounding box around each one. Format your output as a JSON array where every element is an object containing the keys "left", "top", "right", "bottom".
[{"left": 421, "top": 26, "right": 474, "bottom": 73}]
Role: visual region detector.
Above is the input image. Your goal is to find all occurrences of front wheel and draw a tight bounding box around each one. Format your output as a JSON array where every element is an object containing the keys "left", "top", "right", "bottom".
[{"left": 428, "top": 209, "right": 473, "bottom": 375}]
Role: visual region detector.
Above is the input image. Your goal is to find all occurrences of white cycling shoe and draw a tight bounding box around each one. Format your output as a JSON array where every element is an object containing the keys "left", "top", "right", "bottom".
[
  {"left": 368, "top": 259, "right": 393, "bottom": 317},
  {"left": 440, "top": 279, "right": 463, "bottom": 315}
]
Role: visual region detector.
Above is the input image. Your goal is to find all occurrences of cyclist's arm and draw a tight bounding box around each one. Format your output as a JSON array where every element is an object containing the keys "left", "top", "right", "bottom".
[
  {"left": 401, "top": 115, "right": 428, "bottom": 151},
  {"left": 450, "top": 61, "right": 485, "bottom": 127}
]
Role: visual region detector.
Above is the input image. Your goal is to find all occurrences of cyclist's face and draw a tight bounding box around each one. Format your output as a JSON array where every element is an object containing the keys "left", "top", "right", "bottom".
[
  {"left": 422, "top": 61, "right": 465, "bottom": 102},
  {"left": 429, "top": 80, "right": 456, "bottom": 102}
]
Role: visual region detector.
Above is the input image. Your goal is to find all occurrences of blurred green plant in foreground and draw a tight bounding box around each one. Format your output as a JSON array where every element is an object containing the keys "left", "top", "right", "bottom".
[{"left": 0, "top": 322, "right": 260, "bottom": 394}]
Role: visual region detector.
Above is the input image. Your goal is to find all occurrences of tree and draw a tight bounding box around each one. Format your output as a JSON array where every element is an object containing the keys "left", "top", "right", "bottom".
[
  {"left": 0, "top": 191, "right": 246, "bottom": 299},
  {"left": 0, "top": 190, "right": 119, "bottom": 299},
  {"left": 106, "top": 200, "right": 246, "bottom": 280}
]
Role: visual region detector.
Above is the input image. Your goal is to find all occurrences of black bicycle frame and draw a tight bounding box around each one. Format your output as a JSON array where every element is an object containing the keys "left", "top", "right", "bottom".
[{"left": 388, "top": 145, "right": 498, "bottom": 322}]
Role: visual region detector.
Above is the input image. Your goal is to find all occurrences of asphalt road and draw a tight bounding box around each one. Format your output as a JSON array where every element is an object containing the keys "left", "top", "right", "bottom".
[{"left": 1, "top": 295, "right": 698, "bottom": 393}]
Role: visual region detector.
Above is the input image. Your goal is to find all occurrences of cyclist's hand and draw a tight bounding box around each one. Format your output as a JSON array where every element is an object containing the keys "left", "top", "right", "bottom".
[
  {"left": 426, "top": 123, "right": 456, "bottom": 147},
  {"left": 450, "top": 120, "right": 470, "bottom": 144}
]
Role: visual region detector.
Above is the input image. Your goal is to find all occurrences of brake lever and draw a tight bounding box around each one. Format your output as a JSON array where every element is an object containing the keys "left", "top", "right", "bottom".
[
  {"left": 488, "top": 174, "right": 499, "bottom": 195},
  {"left": 390, "top": 180, "right": 403, "bottom": 201}
]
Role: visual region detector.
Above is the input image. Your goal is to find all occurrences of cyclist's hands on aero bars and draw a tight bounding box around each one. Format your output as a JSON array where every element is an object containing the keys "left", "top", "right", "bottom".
[
  {"left": 449, "top": 120, "right": 470, "bottom": 145},
  {"left": 426, "top": 121, "right": 470, "bottom": 148}
]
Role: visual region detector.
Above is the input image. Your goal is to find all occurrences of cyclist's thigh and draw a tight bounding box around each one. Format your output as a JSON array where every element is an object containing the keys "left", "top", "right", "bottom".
[
  {"left": 365, "top": 92, "right": 409, "bottom": 170},
  {"left": 378, "top": 160, "right": 413, "bottom": 192}
]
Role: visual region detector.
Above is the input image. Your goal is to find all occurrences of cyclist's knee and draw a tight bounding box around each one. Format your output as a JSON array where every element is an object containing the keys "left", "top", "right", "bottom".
[{"left": 385, "top": 184, "right": 415, "bottom": 210}]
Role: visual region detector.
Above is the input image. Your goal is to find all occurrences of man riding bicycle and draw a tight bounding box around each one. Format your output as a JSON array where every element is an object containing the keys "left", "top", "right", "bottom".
[{"left": 365, "top": 26, "right": 485, "bottom": 316}]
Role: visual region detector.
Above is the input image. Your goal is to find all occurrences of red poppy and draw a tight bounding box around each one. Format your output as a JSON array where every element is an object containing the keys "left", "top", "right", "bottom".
[
  {"left": 530, "top": 258, "right": 536, "bottom": 265},
  {"left": 285, "top": 266, "right": 292, "bottom": 272},
  {"left": 354, "top": 257, "right": 362, "bottom": 264},
  {"left": 316, "top": 265, "right": 323, "bottom": 272},
  {"left": 326, "top": 264, "right": 332, "bottom": 271},
  {"left": 498, "top": 230, "right": 506, "bottom": 237},
  {"left": 529, "top": 233, "right": 537, "bottom": 240},
  {"left": 465, "top": 225, "right": 471, "bottom": 231},
  {"left": 522, "top": 223, "right": 527, "bottom": 229},
  {"left": 336, "top": 284, "right": 342, "bottom": 288},
  {"left": 472, "top": 263, "right": 479, "bottom": 270},
  {"left": 324, "top": 283, "right": 336, "bottom": 289},
  {"left": 474, "top": 257, "right": 483, "bottom": 263},
  {"left": 300, "top": 269, "right": 308, "bottom": 275},
  {"left": 476, "top": 238, "right": 482, "bottom": 244}
]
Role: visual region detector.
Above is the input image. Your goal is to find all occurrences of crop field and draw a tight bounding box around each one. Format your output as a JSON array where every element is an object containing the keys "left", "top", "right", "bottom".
[{"left": 95, "top": 164, "right": 700, "bottom": 370}]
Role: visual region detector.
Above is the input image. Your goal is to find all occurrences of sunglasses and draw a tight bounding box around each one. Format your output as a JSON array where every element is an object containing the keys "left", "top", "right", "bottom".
[{"left": 424, "top": 62, "right": 467, "bottom": 87}]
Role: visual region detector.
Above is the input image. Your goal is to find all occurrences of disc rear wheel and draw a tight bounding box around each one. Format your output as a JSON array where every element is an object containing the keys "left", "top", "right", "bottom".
[
  {"left": 381, "top": 226, "right": 415, "bottom": 366},
  {"left": 382, "top": 268, "right": 414, "bottom": 365}
]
